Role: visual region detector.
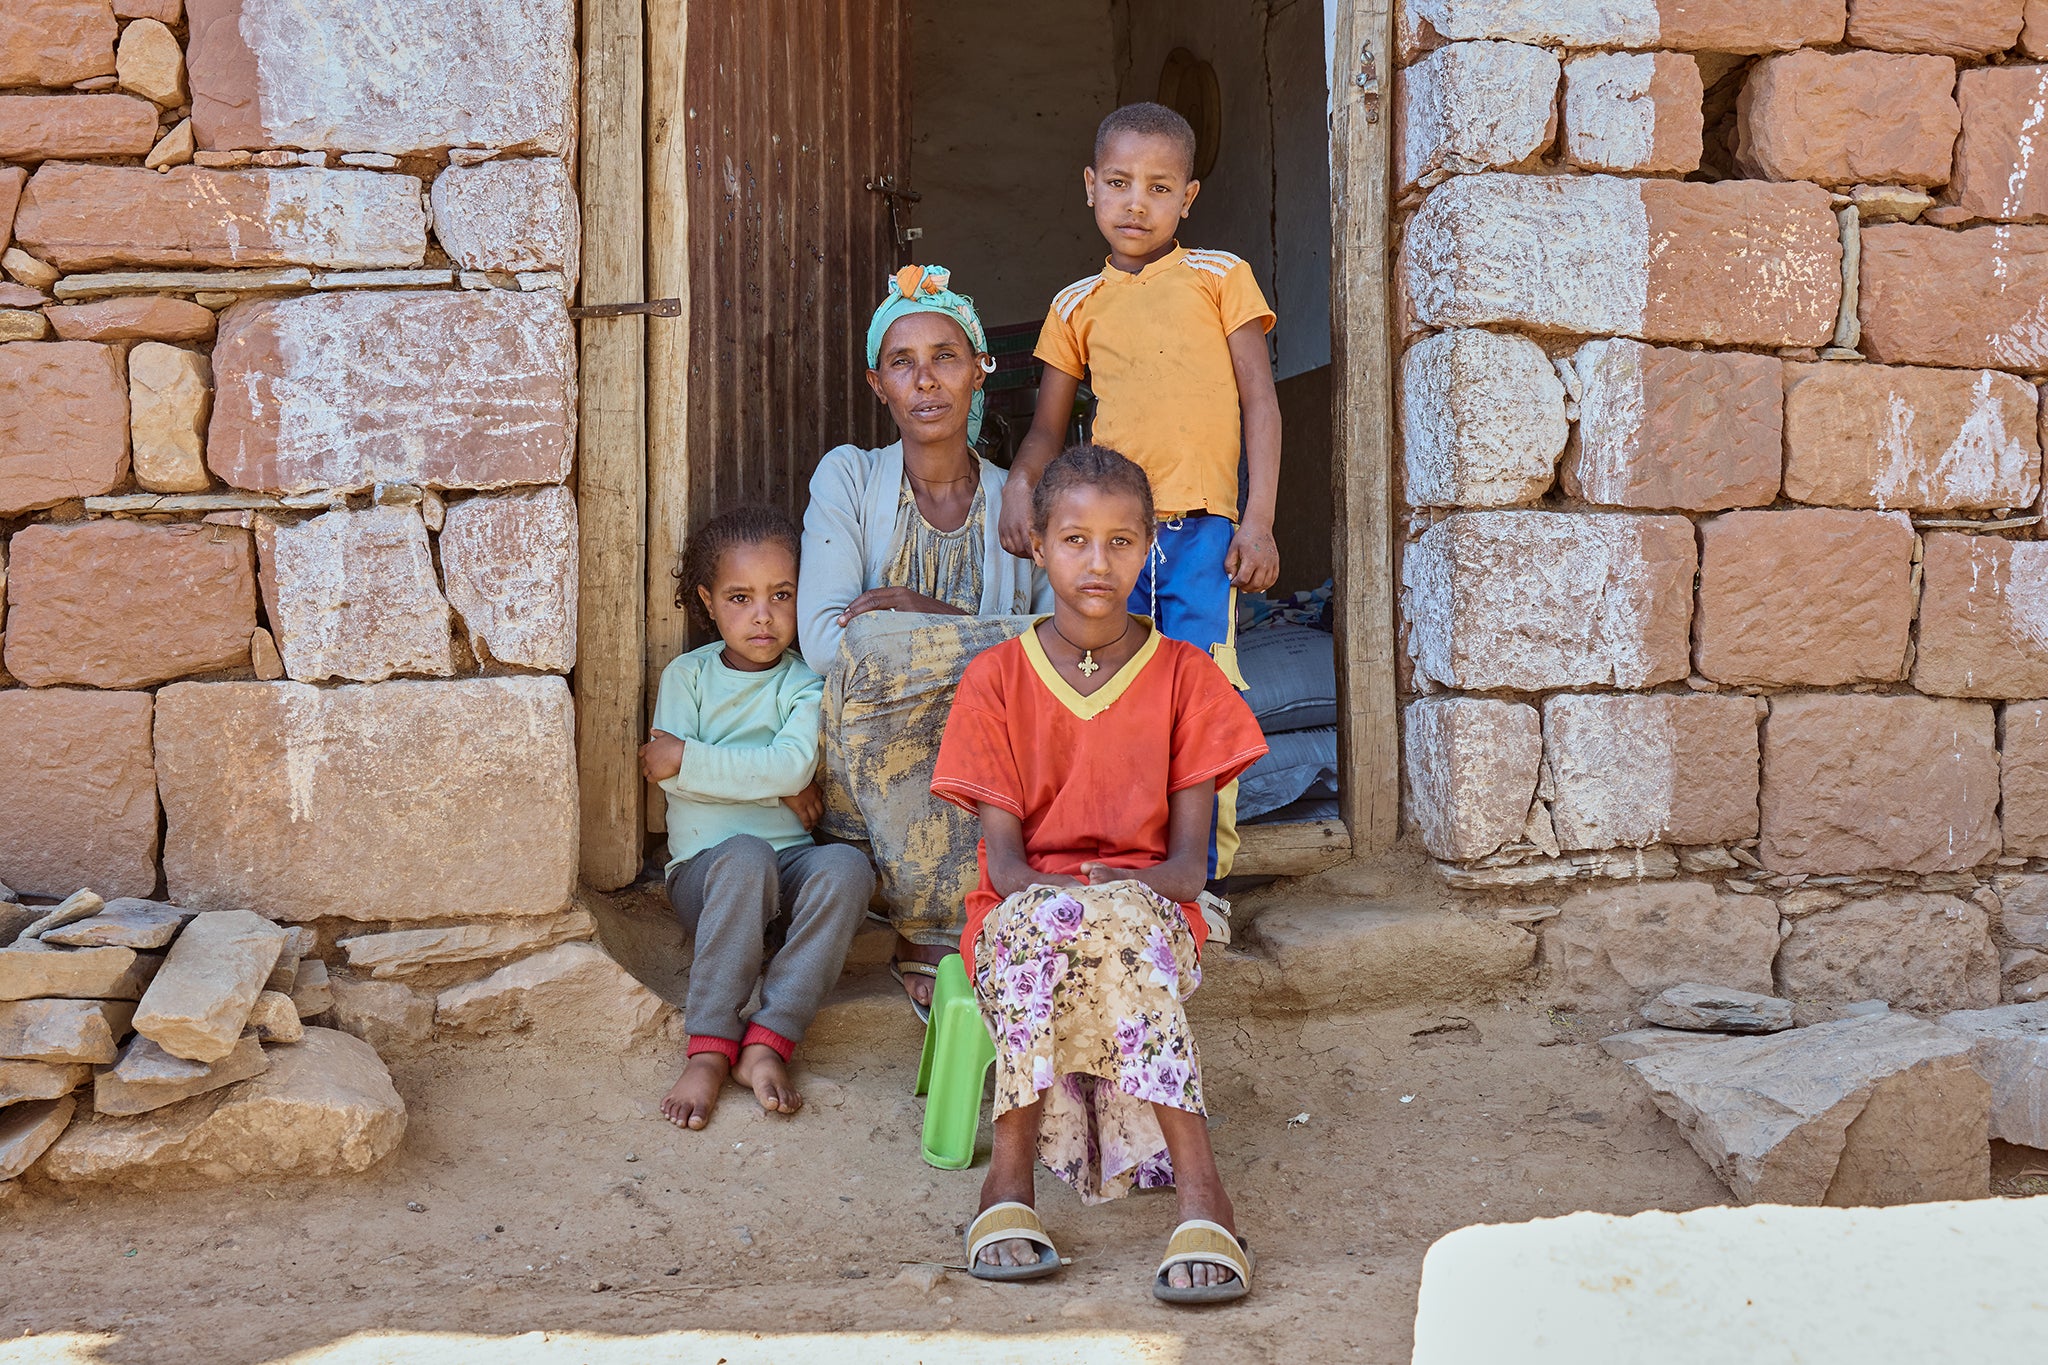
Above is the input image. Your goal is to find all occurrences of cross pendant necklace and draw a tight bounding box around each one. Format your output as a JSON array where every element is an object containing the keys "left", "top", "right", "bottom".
[{"left": 1050, "top": 618, "right": 1129, "bottom": 679}]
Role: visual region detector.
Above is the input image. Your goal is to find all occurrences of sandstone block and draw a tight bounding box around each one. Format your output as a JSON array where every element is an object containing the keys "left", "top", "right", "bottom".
[
  {"left": 0, "top": 1059, "right": 89, "bottom": 1106},
  {"left": 1543, "top": 693, "right": 1762, "bottom": 852},
  {"left": 2003, "top": 703, "right": 2048, "bottom": 857},
  {"left": 0, "top": 690, "right": 156, "bottom": 900},
  {"left": 1760, "top": 694, "right": 2000, "bottom": 874},
  {"left": 0, "top": 944, "right": 155, "bottom": 1002},
  {"left": 1626, "top": 1013, "right": 1988, "bottom": 1205},
  {"left": 290, "top": 957, "right": 331, "bottom": 1018},
  {"left": 207, "top": 290, "right": 575, "bottom": 494},
  {"left": 93, "top": 1030, "right": 267, "bottom": 1116},
  {"left": 1398, "top": 329, "right": 1566, "bottom": 507},
  {"left": 1403, "top": 698, "right": 1541, "bottom": 862},
  {"left": 1845, "top": 0, "right": 2025, "bottom": 56},
  {"left": 0, "top": 999, "right": 134, "bottom": 1064},
  {"left": 116, "top": 2, "right": 185, "bottom": 19},
  {"left": 1860, "top": 224, "right": 2048, "bottom": 369},
  {"left": 1404, "top": 0, "right": 1844, "bottom": 51},
  {"left": 0, "top": 340, "right": 129, "bottom": 516},
  {"left": 436, "top": 942, "right": 681, "bottom": 1046},
  {"left": 1564, "top": 340, "right": 1781, "bottom": 510},
  {"left": 128, "top": 342, "right": 212, "bottom": 494},
  {"left": 2, "top": 520, "right": 256, "bottom": 689},
  {"left": 47, "top": 297, "right": 216, "bottom": 344},
  {"left": 0, "top": 1095, "right": 76, "bottom": 1181},
  {"left": 39, "top": 898, "right": 189, "bottom": 950},
  {"left": 1542, "top": 882, "right": 1780, "bottom": 1012},
  {"left": 1, "top": 1, "right": 118, "bottom": 87},
  {"left": 1915, "top": 535, "right": 2048, "bottom": 698},
  {"left": 327, "top": 978, "right": 432, "bottom": 1055},
  {"left": 0, "top": 167, "right": 23, "bottom": 253},
  {"left": 0, "top": 311, "right": 47, "bottom": 343},
  {"left": 437, "top": 486, "right": 578, "bottom": 671},
  {"left": 429, "top": 158, "right": 580, "bottom": 285},
  {"left": 338, "top": 909, "right": 594, "bottom": 982},
  {"left": 0, "top": 95, "right": 159, "bottom": 160},
  {"left": 255, "top": 507, "right": 453, "bottom": 682},
  {"left": 1937, "top": 1002, "right": 2048, "bottom": 1148},
  {"left": 2029, "top": 0, "right": 2048, "bottom": 58},
  {"left": 1403, "top": 174, "right": 1840, "bottom": 347},
  {"left": 1642, "top": 983, "right": 1794, "bottom": 1034},
  {"left": 1735, "top": 51, "right": 1960, "bottom": 189},
  {"left": 1782, "top": 364, "right": 2038, "bottom": 511},
  {"left": 16, "top": 890, "right": 105, "bottom": 942},
  {"left": 144, "top": 116, "right": 194, "bottom": 170},
  {"left": 1693, "top": 510, "right": 1913, "bottom": 687},
  {"left": 133, "top": 909, "right": 286, "bottom": 1063},
  {"left": 115, "top": 17, "right": 185, "bottom": 105},
  {"left": 39, "top": 1026, "right": 404, "bottom": 1188},
  {"left": 246, "top": 990, "right": 301, "bottom": 1043},
  {"left": 187, "top": 0, "right": 575, "bottom": 156},
  {"left": 1404, "top": 511, "right": 1695, "bottom": 690},
  {"left": 1562, "top": 52, "right": 1702, "bottom": 175},
  {"left": 2, "top": 248, "right": 57, "bottom": 292},
  {"left": 1777, "top": 896, "right": 1999, "bottom": 1012},
  {"left": 1598, "top": 1027, "right": 1733, "bottom": 1060},
  {"left": 1951, "top": 65, "right": 2048, "bottom": 224},
  {"left": 157, "top": 677, "right": 577, "bottom": 921},
  {"left": 1395, "top": 41, "right": 1559, "bottom": 192},
  {"left": 12, "top": 165, "right": 426, "bottom": 272}
]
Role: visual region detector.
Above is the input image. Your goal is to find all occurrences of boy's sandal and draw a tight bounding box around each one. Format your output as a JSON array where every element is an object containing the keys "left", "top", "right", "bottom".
[
  {"left": 889, "top": 957, "right": 939, "bottom": 1025},
  {"left": 963, "top": 1201, "right": 1062, "bottom": 1282},
  {"left": 1152, "top": 1219, "right": 1254, "bottom": 1305}
]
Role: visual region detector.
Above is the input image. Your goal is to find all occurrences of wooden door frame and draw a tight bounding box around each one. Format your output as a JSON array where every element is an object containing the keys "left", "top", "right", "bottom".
[{"left": 573, "top": 0, "right": 1400, "bottom": 890}]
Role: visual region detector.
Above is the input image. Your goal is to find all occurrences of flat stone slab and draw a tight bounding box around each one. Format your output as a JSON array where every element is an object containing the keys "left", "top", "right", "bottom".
[
  {"left": 1599, "top": 1027, "right": 1736, "bottom": 1061},
  {"left": 338, "top": 909, "right": 594, "bottom": 980},
  {"left": 0, "top": 1095, "right": 76, "bottom": 1181},
  {"left": 1642, "top": 983, "right": 1795, "bottom": 1034},
  {"left": 94, "top": 1031, "right": 269, "bottom": 1117},
  {"left": 15, "top": 890, "right": 106, "bottom": 942},
  {"left": 0, "top": 1059, "right": 90, "bottom": 1106},
  {"left": 0, "top": 943, "right": 157, "bottom": 1002},
  {"left": 40, "top": 1027, "right": 405, "bottom": 1189},
  {"left": 41, "top": 899, "right": 192, "bottom": 950},
  {"left": 0, "top": 1000, "right": 135, "bottom": 1065},
  {"left": 289, "top": 959, "right": 331, "bottom": 1019},
  {"left": 436, "top": 942, "right": 681, "bottom": 1046},
  {"left": 1936, "top": 1002, "right": 2048, "bottom": 1149},
  {"left": 132, "top": 909, "right": 287, "bottom": 1063},
  {"left": 1626, "top": 1013, "right": 1988, "bottom": 1205}
]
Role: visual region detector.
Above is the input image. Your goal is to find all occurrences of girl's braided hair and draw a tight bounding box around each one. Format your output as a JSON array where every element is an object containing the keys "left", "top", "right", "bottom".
[
  {"left": 1030, "top": 442, "right": 1156, "bottom": 534},
  {"left": 673, "top": 504, "right": 803, "bottom": 627}
]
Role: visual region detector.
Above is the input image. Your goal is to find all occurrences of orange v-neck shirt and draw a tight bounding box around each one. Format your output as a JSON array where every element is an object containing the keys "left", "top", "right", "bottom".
[{"left": 932, "top": 621, "right": 1269, "bottom": 973}]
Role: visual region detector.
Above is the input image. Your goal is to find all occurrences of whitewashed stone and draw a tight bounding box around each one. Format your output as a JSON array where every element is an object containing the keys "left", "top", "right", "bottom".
[
  {"left": 0, "top": 943, "right": 156, "bottom": 1002},
  {"left": 246, "top": 989, "right": 302, "bottom": 1043},
  {"left": 438, "top": 486, "right": 578, "bottom": 672},
  {"left": 1544, "top": 882, "right": 1779, "bottom": 1011},
  {"left": 1937, "top": 1002, "right": 2048, "bottom": 1148},
  {"left": 1563, "top": 52, "right": 1703, "bottom": 174},
  {"left": 436, "top": 942, "right": 682, "bottom": 1046},
  {"left": 429, "top": 158, "right": 579, "bottom": 288},
  {"left": 257, "top": 506, "right": 454, "bottom": 683},
  {"left": 1543, "top": 693, "right": 1762, "bottom": 851},
  {"left": 1625, "top": 1013, "right": 1989, "bottom": 1205},
  {"left": 1403, "top": 697, "right": 1541, "bottom": 861},
  {"left": 0, "top": 1096, "right": 76, "bottom": 1180},
  {"left": 1642, "top": 982, "right": 1794, "bottom": 1033},
  {"left": 129, "top": 342, "right": 212, "bottom": 494},
  {"left": 0, "top": 1000, "right": 135, "bottom": 1065},
  {"left": 338, "top": 908, "right": 594, "bottom": 981},
  {"left": 1404, "top": 0, "right": 1842, "bottom": 51},
  {"left": 93, "top": 1031, "right": 268, "bottom": 1116},
  {"left": 1399, "top": 329, "right": 1566, "bottom": 507},
  {"left": 1397, "top": 42, "right": 1559, "bottom": 192}
]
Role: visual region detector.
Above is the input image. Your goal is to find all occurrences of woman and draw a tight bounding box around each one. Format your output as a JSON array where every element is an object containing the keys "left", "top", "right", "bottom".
[{"left": 798, "top": 265, "right": 1048, "bottom": 1017}]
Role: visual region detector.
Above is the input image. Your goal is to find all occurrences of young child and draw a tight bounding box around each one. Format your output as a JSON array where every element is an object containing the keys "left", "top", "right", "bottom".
[
  {"left": 934, "top": 446, "right": 1268, "bottom": 1304},
  {"left": 997, "top": 100, "right": 1282, "bottom": 880},
  {"left": 641, "top": 506, "right": 875, "bottom": 1130}
]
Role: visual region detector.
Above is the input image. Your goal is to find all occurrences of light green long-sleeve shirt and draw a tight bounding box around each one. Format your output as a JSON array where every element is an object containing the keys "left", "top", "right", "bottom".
[{"left": 652, "top": 642, "right": 822, "bottom": 870}]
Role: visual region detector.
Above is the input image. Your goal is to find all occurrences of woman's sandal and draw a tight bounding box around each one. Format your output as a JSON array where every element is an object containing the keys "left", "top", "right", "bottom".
[
  {"left": 1152, "top": 1218, "right": 1254, "bottom": 1305},
  {"left": 890, "top": 956, "right": 940, "bottom": 1024},
  {"left": 963, "top": 1201, "right": 1062, "bottom": 1282}
]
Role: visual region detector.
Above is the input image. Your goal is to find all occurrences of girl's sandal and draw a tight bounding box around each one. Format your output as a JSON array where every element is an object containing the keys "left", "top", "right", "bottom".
[
  {"left": 963, "top": 1201, "right": 1062, "bottom": 1282},
  {"left": 1152, "top": 1218, "right": 1254, "bottom": 1305},
  {"left": 890, "top": 956, "right": 940, "bottom": 1024}
]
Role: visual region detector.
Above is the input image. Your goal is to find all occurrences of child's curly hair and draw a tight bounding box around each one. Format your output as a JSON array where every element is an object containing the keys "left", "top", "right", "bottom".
[
  {"left": 1031, "top": 443, "right": 1157, "bottom": 534},
  {"left": 673, "top": 504, "right": 803, "bottom": 627}
]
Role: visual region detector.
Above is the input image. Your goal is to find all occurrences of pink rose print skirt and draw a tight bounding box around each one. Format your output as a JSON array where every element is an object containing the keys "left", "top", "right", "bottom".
[{"left": 970, "top": 879, "right": 1204, "bottom": 1205}]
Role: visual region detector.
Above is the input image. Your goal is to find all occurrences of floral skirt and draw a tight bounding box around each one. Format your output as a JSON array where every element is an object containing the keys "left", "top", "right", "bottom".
[{"left": 971, "top": 880, "right": 1204, "bottom": 1205}]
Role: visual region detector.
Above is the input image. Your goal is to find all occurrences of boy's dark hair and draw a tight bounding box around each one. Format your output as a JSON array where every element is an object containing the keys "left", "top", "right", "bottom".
[
  {"left": 674, "top": 504, "right": 802, "bottom": 625},
  {"left": 1092, "top": 101, "right": 1198, "bottom": 178},
  {"left": 1031, "top": 443, "right": 1156, "bottom": 534}
]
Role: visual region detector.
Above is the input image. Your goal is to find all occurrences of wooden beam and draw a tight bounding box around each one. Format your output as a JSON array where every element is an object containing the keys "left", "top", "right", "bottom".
[
  {"left": 574, "top": 0, "right": 647, "bottom": 890},
  {"left": 1329, "top": 0, "right": 1401, "bottom": 854},
  {"left": 1233, "top": 819, "right": 1353, "bottom": 879}
]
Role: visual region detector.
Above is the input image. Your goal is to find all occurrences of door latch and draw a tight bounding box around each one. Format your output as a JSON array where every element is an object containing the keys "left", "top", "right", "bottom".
[
  {"left": 867, "top": 176, "right": 925, "bottom": 247},
  {"left": 1355, "top": 42, "right": 1380, "bottom": 124},
  {"left": 569, "top": 298, "right": 682, "bottom": 319}
]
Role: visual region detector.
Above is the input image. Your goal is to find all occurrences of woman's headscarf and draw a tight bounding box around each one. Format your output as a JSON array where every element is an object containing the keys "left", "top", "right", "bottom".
[{"left": 864, "top": 264, "right": 991, "bottom": 442}]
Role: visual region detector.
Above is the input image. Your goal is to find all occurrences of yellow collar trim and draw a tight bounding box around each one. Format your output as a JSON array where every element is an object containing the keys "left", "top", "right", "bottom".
[{"left": 1019, "top": 616, "right": 1161, "bottom": 720}]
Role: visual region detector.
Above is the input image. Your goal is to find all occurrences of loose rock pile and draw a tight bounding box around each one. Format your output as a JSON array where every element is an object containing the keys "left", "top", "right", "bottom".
[{"left": 0, "top": 884, "right": 402, "bottom": 1190}]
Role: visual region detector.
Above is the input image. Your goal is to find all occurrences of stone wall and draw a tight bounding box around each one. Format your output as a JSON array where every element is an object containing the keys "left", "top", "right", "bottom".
[
  {"left": 1, "top": 3, "right": 582, "bottom": 950},
  {"left": 1394, "top": 0, "right": 2048, "bottom": 1011}
]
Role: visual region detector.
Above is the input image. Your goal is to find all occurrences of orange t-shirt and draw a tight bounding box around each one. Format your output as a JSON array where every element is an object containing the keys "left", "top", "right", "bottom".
[
  {"left": 931, "top": 623, "right": 1270, "bottom": 975},
  {"left": 1033, "top": 245, "right": 1277, "bottom": 520}
]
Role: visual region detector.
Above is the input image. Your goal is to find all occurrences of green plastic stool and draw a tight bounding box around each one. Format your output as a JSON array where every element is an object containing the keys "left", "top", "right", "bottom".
[{"left": 913, "top": 952, "right": 996, "bottom": 1170}]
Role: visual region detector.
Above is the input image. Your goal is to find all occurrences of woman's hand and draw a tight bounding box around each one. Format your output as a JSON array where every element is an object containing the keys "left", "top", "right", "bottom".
[
  {"left": 1225, "top": 516, "right": 1281, "bottom": 592},
  {"left": 997, "top": 477, "right": 1037, "bottom": 558},
  {"left": 978, "top": 802, "right": 1082, "bottom": 898},
  {"left": 836, "top": 586, "right": 969, "bottom": 627},
  {"left": 639, "top": 729, "right": 685, "bottom": 783},
  {"left": 781, "top": 781, "right": 824, "bottom": 831},
  {"left": 1080, "top": 859, "right": 1204, "bottom": 905}
]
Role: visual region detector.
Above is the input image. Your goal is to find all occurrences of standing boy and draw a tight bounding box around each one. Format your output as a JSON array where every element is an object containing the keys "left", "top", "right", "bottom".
[{"left": 997, "top": 101, "right": 1281, "bottom": 880}]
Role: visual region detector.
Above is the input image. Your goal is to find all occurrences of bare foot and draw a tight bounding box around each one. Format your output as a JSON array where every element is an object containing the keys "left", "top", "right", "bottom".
[
  {"left": 1164, "top": 1186, "right": 1241, "bottom": 1291},
  {"left": 975, "top": 1117, "right": 1044, "bottom": 1270},
  {"left": 893, "top": 938, "right": 950, "bottom": 1012},
  {"left": 660, "top": 1052, "right": 729, "bottom": 1130},
  {"left": 733, "top": 1043, "right": 802, "bottom": 1115}
]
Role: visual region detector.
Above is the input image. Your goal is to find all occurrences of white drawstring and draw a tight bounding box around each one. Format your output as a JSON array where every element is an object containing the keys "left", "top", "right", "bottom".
[{"left": 1148, "top": 519, "right": 1180, "bottom": 621}]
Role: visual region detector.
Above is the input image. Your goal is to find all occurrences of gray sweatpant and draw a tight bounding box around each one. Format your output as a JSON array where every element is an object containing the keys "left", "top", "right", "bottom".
[{"left": 664, "top": 834, "right": 874, "bottom": 1047}]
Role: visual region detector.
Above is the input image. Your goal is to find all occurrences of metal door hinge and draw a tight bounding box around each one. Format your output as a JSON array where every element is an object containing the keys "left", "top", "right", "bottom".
[
  {"left": 1355, "top": 42, "right": 1380, "bottom": 123},
  {"left": 570, "top": 298, "right": 681, "bottom": 319}
]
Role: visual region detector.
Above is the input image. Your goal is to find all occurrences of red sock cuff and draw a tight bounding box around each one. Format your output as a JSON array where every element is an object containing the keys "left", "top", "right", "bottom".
[
  {"left": 687, "top": 1034, "right": 740, "bottom": 1064},
  {"left": 741, "top": 1023, "right": 796, "bottom": 1061}
]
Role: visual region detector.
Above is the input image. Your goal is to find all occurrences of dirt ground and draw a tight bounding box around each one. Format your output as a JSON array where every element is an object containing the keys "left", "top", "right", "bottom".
[{"left": 4, "top": 881, "right": 2043, "bottom": 1364}]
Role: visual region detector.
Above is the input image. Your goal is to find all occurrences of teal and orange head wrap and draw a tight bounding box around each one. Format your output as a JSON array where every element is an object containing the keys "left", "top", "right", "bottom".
[{"left": 865, "top": 264, "right": 992, "bottom": 442}]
